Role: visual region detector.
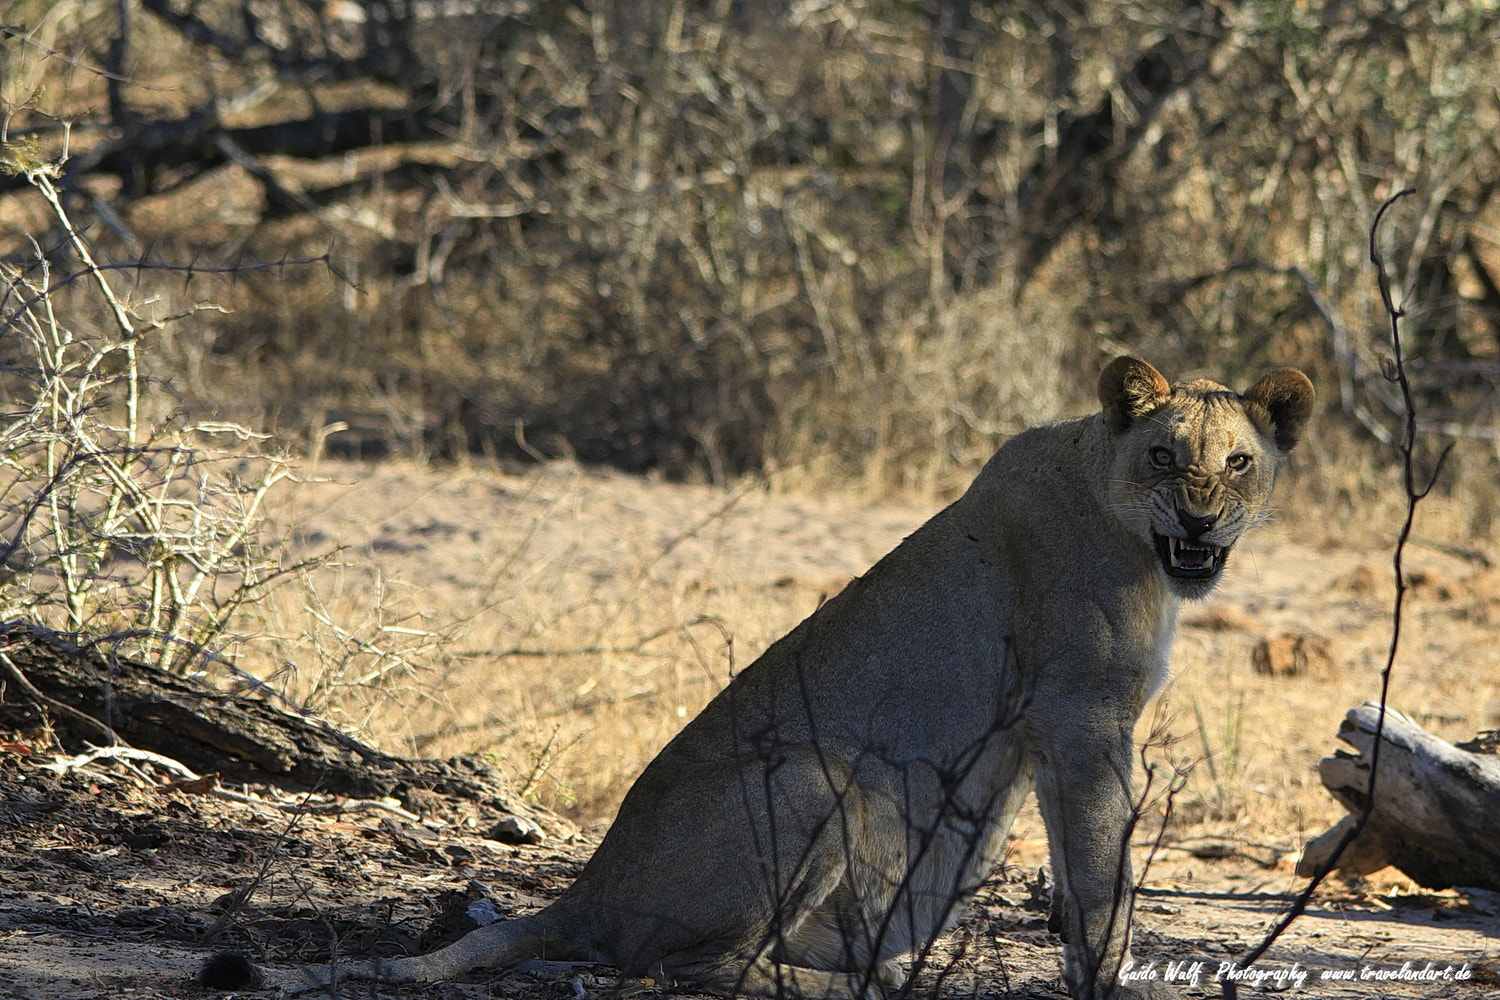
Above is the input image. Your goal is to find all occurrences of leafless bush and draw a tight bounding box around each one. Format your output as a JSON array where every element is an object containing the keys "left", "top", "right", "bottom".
[
  {"left": 0, "top": 151, "right": 308, "bottom": 670},
  {"left": 0, "top": 147, "right": 463, "bottom": 754}
]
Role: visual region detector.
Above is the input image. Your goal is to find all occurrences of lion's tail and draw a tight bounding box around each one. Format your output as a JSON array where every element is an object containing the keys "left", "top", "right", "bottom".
[{"left": 205, "top": 907, "right": 576, "bottom": 994}]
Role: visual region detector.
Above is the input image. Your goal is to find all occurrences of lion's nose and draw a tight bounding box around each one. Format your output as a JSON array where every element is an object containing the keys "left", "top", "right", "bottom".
[{"left": 1177, "top": 508, "right": 1217, "bottom": 539}]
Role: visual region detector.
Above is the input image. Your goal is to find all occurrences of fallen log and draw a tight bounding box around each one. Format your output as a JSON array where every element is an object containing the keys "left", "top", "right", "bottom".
[
  {"left": 0, "top": 621, "right": 570, "bottom": 841},
  {"left": 1298, "top": 702, "right": 1500, "bottom": 891}
]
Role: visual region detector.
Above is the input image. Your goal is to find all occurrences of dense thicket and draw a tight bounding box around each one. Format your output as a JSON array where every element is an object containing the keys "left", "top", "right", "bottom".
[{"left": 3, "top": 0, "right": 1498, "bottom": 492}]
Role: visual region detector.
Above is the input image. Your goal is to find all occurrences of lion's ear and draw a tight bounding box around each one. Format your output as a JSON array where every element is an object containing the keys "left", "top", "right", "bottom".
[
  {"left": 1098, "top": 356, "right": 1171, "bottom": 431},
  {"left": 1243, "top": 368, "right": 1315, "bottom": 453}
]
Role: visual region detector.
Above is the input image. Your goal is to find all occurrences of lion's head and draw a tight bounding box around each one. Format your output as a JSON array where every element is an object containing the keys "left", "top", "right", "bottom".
[{"left": 1098, "top": 356, "right": 1314, "bottom": 600}]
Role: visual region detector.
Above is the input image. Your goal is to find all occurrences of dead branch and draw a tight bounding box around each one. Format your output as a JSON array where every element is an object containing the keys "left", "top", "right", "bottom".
[
  {"left": 0, "top": 621, "right": 572, "bottom": 839},
  {"left": 1299, "top": 704, "right": 1500, "bottom": 891},
  {"left": 1228, "top": 188, "right": 1429, "bottom": 986}
]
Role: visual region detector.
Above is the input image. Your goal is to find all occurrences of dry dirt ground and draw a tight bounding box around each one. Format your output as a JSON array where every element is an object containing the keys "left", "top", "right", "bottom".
[{"left": 2, "top": 460, "right": 1499, "bottom": 1000}]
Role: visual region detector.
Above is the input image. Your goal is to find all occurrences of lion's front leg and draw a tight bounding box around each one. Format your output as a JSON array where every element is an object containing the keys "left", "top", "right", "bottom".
[{"left": 1033, "top": 727, "right": 1178, "bottom": 1000}]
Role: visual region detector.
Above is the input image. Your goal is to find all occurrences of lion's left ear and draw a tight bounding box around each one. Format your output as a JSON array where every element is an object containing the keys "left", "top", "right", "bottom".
[
  {"left": 1099, "top": 356, "right": 1171, "bottom": 431},
  {"left": 1242, "top": 368, "right": 1315, "bottom": 453}
]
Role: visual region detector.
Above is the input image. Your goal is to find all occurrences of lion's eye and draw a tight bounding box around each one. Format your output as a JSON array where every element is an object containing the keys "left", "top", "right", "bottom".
[
  {"left": 1227, "top": 453, "right": 1252, "bottom": 472},
  {"left": 1148, "top": 446, "right": 1175, "bottom": 469}
]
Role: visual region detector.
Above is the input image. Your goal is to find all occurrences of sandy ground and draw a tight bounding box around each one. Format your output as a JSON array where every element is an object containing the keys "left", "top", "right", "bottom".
[{"left": 2, "top": 459, "right": 1498, "bottom": 999}]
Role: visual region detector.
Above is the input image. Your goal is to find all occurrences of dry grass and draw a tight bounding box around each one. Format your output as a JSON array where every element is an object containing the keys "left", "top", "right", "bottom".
[{"left": 251, "top": 459, "right": 922, "bottom": 821}]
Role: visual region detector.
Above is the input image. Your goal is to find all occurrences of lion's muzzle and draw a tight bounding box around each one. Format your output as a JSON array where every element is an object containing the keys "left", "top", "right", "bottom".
[{"left": 1154, "top": 533, "right": 1228, "bottom": 579}]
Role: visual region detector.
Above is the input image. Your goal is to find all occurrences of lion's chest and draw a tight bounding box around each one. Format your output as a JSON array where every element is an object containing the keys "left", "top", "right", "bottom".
[
  {"left": 1006, "top": 555, "right": 1181, "bottom": 711},
  {"left": 1140, "top": 597, "right": 1180, "bottom": 702}
]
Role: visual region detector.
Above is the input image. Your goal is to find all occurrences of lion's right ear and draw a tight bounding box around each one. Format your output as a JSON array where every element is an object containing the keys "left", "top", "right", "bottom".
[
  {"left": 1242, "top": 367, "right": 1315, "bottom": 453},
  {"left": 1098, "top": 356, "right": 1171, "bottom": 431}
]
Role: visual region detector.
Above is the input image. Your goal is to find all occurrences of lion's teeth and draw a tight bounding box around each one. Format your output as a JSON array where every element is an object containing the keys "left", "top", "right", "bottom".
[{"left": 1167, "top": 538, "right": 1222, "bottom": 568}]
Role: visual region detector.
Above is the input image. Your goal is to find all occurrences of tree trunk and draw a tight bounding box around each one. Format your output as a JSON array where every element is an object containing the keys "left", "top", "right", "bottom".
[
  {"left": 0, "top": 621, "right": 570, "bottom": 841},
  {"left": 1298, "top": 702, "right": 1500, "bottom": 891}
]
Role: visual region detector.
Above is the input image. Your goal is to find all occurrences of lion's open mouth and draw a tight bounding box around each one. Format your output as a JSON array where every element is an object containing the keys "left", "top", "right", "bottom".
[{"left": 1154, "top": 534, "right": 1228, "bottom": 579}]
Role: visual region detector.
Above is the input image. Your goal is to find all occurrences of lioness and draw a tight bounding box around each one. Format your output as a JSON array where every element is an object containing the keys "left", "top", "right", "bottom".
[{"left": 254, "top": 357, "right": 1312, "bottom": 1000}]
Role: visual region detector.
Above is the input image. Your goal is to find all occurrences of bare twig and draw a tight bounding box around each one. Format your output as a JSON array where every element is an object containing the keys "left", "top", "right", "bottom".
[
  {"left": 0, "top": 649, "right": 121, "bottom": 745},
  {"left": 0, "top": 156, "right": 337, "bottom": 675},
  {"left": 0, "top": 253, "right": 341, "bottom": 339},
  {"left": 199, "top": 786, "right": 318, "bottom": 947},
  {"left": 35, "top": 742, "right": 426, "bottom": 823},
  {"left": 1225, "top": 188, "right": 1443, "bottom": 991}
]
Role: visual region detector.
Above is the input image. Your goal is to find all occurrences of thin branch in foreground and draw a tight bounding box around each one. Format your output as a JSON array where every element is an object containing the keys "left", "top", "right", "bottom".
[
  {"left": 0, "top": 648, "right": 121, "bottom": 746},
  {"left": 1225, "top": 188, "right": 1447, "bottom": 993},
  {"left": 0, "top": 253, "right": 343, "bottom": 338}
]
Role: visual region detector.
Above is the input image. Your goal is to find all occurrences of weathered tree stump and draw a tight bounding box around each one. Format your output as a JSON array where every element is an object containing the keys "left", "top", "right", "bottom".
[
  {"left": 1298, "top": 702, "right": 1500, "bottom": 891},
  {"left": 0, "top": 621, "right": 570, "bottom": 840}
]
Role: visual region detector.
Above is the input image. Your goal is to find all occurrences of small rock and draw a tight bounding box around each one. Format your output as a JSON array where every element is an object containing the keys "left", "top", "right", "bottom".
[
  {"left": 467, "top": 898, "right": 504, "bottom": 926},
  {"left": 1182, "top": 603, "right": 1254, "bottom": 632},
  {"left": 1252, "top": 632, "right": 1334, "bottom": 678},
  {"left": 1336, "top": 562, "right": 1382, "bottom": 595},
  {"left": 488, "top": 815, "right": 544, "bottom": 845}
]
